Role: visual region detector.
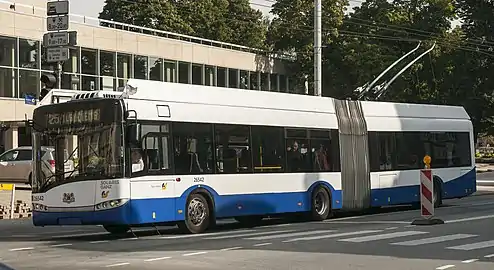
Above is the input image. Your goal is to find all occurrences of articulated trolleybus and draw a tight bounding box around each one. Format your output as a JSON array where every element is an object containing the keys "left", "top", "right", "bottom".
[{"left": 30, "top": 79, "right": 476, "bottom": 234}]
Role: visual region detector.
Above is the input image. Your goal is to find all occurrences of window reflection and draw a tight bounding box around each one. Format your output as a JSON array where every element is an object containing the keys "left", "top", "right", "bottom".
[
  {"left": 18, "top": 69, "right": 39, "bottom": 98},
  {"left": 149, "top": 57, "right": 162, "bottom": 81},
  {"left": 0, "top": 67, "right": 16, "bottom": 98},
  {"left": 134, "top": 55, "right": 148, "bottom": 79},
  {"left": 81, "top": 49, "right": 97, "bottom": 75},
  {"left": 117, "top": 53, "right": 131, "bottom": 79},
  {"left": 0, "top": 37, "right": 15, "bottom": 67},
  {"left": 18, "top": 39, "right": 38, "bottom": 69},
  {"left": 100, "top": 51, "right": 115, "bottom": 77}
]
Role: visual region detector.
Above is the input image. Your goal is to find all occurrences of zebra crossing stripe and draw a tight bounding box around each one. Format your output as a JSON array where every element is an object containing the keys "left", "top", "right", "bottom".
[
  {"left": 390, "top": 234, "right": 478, "bottom": 246},
  {"left": 244, "top": 230, "right": 335, "bottom": 240},
  {"left": 447, "top": 240, "right": 494, "bottom": 251},
  {"left": 204, "top": 230, "right": 296, "bottom": 240},
  {"left": 339, "top": 231, "right": 428, "bottom": 243},
  {"left": 283, "top": 230, "right": 383, "bottom": 243}
]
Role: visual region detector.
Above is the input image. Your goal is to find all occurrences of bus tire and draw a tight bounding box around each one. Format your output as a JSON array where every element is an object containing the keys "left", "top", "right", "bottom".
[
  {"left": 179, "top": 193, "right": 211, "bottom": 234},
  {"left": 433, "top": 178, "right": 443, "bottom": 208},
  {"left": 310, "top": 186, "right": 331, "bottom": 221},
  {"left": 103, "top": 225, "right": 130, "bottom": 235}
]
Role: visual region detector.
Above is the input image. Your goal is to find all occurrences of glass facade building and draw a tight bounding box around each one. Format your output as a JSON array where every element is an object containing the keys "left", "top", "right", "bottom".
[{"left": 0, "top": 35, "right": 295, "bottom": 101}]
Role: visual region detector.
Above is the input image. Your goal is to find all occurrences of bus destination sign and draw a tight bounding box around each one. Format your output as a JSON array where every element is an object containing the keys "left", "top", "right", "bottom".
[{"left": 47, "top": 108, "right": 101, "bottom": 127}]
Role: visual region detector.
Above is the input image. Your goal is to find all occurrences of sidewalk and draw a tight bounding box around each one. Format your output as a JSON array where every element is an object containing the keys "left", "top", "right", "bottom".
[{"left": 476, "top": 163, "right": 494, "bottom": 172}]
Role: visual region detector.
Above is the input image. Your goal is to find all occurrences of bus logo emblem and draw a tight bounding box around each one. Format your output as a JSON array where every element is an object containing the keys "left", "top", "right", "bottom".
[
  {"left": 62, "top": 192, "right": 75, "bottom": 204},
  {"left": 101, "top": 190, "right": 109, "bottom": 198}
]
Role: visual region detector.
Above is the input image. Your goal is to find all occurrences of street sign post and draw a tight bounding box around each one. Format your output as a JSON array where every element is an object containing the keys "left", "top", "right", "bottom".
[
  {"left": 47, "top": 1, "right": 69, "bottom": 16},
  {"left": 44, "top": 0, "right": 74, "bottom": 90},
  {"left": 47, "top": 15, "right": 69, "bottom": 31},
  {"left": 43, "top": 31, "right": 77, "bottom": 47},
  {"left": 46, "top": 47, "right": 70, "bottom": 63}
]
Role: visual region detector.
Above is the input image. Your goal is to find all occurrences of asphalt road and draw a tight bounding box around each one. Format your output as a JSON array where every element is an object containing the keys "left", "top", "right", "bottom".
[{"left": 1, "top": 194, "right": 494, "bottom": 270}]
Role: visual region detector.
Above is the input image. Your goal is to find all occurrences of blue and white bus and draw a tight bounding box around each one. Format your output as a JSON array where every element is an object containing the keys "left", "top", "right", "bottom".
[{"left": 30, "top": 79, "right": 476, "bottom": 234}]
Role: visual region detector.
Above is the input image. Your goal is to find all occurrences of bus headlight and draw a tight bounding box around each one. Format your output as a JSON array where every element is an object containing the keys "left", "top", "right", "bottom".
[
  {"left": 95, "top": 199, "right": 128, "bottom": 211},
  {"left": 32, "top": 203, "right": 48, "bottom": 212}
]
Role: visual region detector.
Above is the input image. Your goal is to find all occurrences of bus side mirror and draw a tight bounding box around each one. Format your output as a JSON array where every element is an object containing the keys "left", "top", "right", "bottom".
[{"left": 126, "top": 124, "right": 140, "bottom": 144}]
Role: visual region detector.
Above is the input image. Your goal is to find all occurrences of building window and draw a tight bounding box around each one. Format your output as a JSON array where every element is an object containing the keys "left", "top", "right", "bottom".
[
  {"left": 228, "top": 69, "right": 238, "bottom": 88},
  {"left": 81, "top": 48, "right": 97, "bottom": 75},
  {"left": 270, "top": 74, "right": 278, "bottom": 92},
  {"left": 18, "top": 69, "right": 39, "bottom": 98},
  {"left": 172, "top": 122, "right": 214, "bottom": 174},
  {"left": 100, "top": 50, "right": 115, "bottom": 77},
  {"left": 250, "top": 72, "right": 258, "bottom": 90},
  {"left": 0, "top": 36, "right": 16, "bottom": 67},
  {"left": 60, "top": 47, "right": 79, "bottom": 74},
  {"left": 205, "top": 65, "right": 215, "bottom": 86},
  {"left": 149, "top": 57, "right": 162, "bottom": 81},
  {"left": 18, "top": 39, "right": 39, "bottom": 69},
  {"left": 164, "top": 60, "right": 176, "bottom": 83},
  {"left": 217, "top": 67, "right": 226, "bottom": 87},
  {"left": 178, "top": 62, "right": 189, "bottom": 84},
  {"left": 134, "top": 55, "right": 148, "bottom": 79},
  {"left": 192, "top": 64, "right": 202, "bottom": 85},
  {"left": 81, "top": 75, "right": 97, "bottom": 91},
  {"left": 117, "top": 53, "right": 131, "bottom": 79},
  {"left": 240, "top": 70, "right": 249, "bottom": 89},
  {"left": 214, "top": 124, "right": 251, "bottom": 174},
  {"left": 0, "top": 67, "right": 16, "bottom": 98},
  {"left": 251, "top": 126, "right": 285, "bottom": 173},
  {"left": 261, "top": 72, "right": 269, "bottom": 91}
]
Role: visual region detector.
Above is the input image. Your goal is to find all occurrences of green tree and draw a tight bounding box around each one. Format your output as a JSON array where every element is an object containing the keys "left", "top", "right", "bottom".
[
  {"left": 99, "top": 0, "right": 192, "bottom": 34},
  {"left": 267, "top": 0, "right": 349, "bottom": 94},
  {"left": 99, "top": 0, "right": 267, "bottom": 49}
]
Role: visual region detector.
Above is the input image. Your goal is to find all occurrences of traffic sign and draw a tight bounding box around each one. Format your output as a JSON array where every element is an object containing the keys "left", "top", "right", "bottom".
[
  {"left": 43, "top": 31, "right": 77, "bottom": 47},
  {"left": 47, "top": 1, "right": 69, "bottom": 16},
  {"left": 0, "top": 183, "right": 13, "bottom": 191},
  {"left": 47, "top": 15, "right": 69, "bottom": 31},
  {"left": 46, "top": 47, "right": 70, "bottom": 63}
]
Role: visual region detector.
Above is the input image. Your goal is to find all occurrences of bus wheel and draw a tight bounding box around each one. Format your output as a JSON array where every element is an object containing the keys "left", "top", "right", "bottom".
[
  {"left": 310, "top": 186, "right": 331, "bottom": 221},
  {"left": 433, "top": 181, "right": 443, "bottom": 208},
  {"left": 103, "top": 225, "right": 130, "bottom": 235},
  {"left": 179, "top": 193, "right": 211, "bottom": 234}
]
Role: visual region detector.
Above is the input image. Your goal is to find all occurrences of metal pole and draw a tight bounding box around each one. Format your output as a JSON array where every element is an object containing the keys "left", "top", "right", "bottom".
[
  {"left": 56, "top": 61, "right": 62, "bottom": 89},
  {"left": 314, "top": 0, "right": 322, "bottom": 96}
]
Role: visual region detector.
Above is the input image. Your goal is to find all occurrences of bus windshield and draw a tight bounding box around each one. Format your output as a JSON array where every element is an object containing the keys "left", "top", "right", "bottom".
[{"left": 31, "top": 98, "right": 125, "bottom": 193}]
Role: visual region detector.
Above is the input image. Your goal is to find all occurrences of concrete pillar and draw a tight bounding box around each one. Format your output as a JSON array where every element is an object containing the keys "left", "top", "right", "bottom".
[{"left": 4, "top": 127, "right": 18, "bottom": 150}]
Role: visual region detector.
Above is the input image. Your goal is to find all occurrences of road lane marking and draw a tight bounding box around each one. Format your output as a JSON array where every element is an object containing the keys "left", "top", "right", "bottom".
[
  {"left": 461, "top": 259, "right": 478, "bottom": 263},
  {"left": 385, "top": 227, "right": 398, "bottom": 230},
  {"left": 120, "top": 237, "right": 138, "bottom": 241},
  {"left": 447, "top": 240, "right": 494, "bottom": 251},
  {"left": 9, "top": 247, "right": 34, "bottom": 251},
  {"left": 205, "top": 230, "right": 295, "bottom": 240},
  {"left": 339, "top": 231, "right": 428, "bottom": 243},
  {"left": 220, "top": 246, "right": 243, "bottom": 251},
  {"left": 390, "top": 234, "right": 477, "bottom": 246},
  {"left": 160, "top": 229, "right": 254, "bottom": 239},
  {"left": 324, "top": 221, "right": 409, "bottom": 224},
  {"left": 144, "top": 257, "right": 171, "bottom": 262},
  {"left": 446, "top": 214, "right": 494, "bottom": 224},
  {"left": 90, "top": 240, "right": 109, "bottom": 244},
  {"left": 49, "top": 243, "right": 73, "bottom": 247},
  {"left": 244, "top": 230, "right": 334, "bottom": 240},
  {"left": 183, "top": 251, "right": 208, "bottom": 256},
  {"left": 283, "top": 230, "right": 382, "bottom": 243},
  {"left": 253, "top": 242, "right": 272, "bottom": 247},
  {"left": 436, "top": 265, "right": 455, "bottom": 270},
  {"left": 484, "top": 254, "right": 494, "bottom": 258},
  {"left": 105, "top": 262, "right": 130, "bottom": 267}
]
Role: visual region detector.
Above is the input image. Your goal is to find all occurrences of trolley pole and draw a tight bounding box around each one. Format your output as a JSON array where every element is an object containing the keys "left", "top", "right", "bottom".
[{"left": 314, "top": 0, "right": 322, "bottom": 96}]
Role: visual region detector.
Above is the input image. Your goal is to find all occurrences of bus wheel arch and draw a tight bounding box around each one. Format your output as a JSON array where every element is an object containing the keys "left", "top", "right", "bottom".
[
  {"left": 178, "top": 188, "right": 216, "bottom": 234},
  {"left": 309, "top": 184, "right": 332, "bottom": 221}
]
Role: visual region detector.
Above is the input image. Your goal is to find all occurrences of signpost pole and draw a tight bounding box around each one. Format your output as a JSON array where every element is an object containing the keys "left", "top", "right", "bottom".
[
  {"left": 411, "top": 155, "right": 444, "bottom": 226},
  {"left": 44, "top": 0, "right": 77, "bottom": 89},
  {"left": 9, "top": 184, "right": 15, "bottom": 219}
]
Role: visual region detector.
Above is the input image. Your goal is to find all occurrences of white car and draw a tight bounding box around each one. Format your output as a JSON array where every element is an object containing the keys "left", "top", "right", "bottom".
[{"left": 0, "top": 146, "right": 74, "bottom": 185}]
